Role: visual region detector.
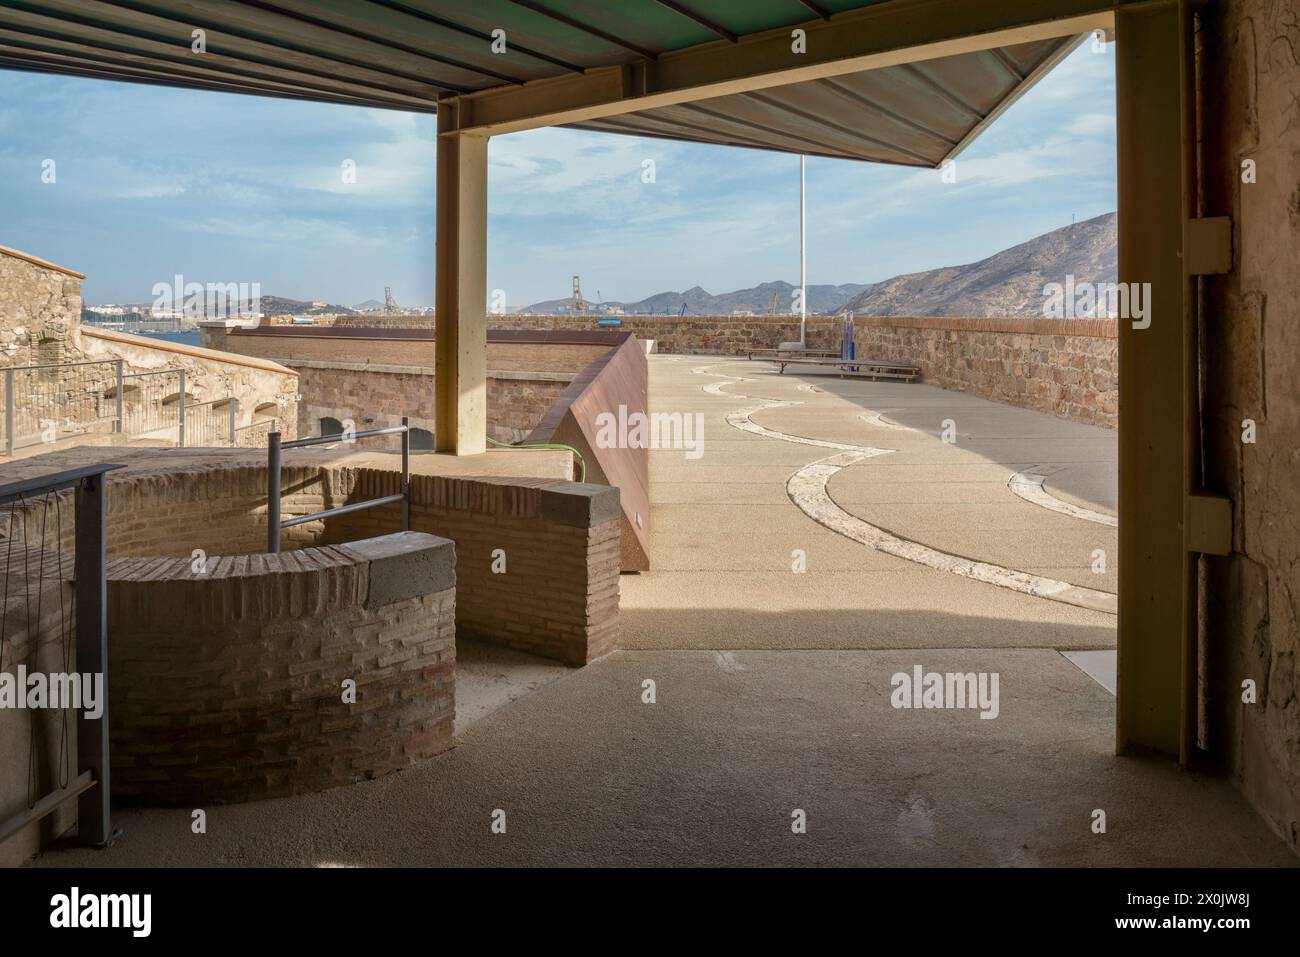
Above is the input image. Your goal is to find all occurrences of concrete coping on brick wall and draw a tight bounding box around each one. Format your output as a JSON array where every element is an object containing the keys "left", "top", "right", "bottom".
[
  {"left": 342, "top": 532, "right": 455, "bottom": 608},
  {"left": 223, "top": 325, "right": 631, "bottom": 347},
  {"left": 286, "top": 357, "right": 574, "bottom": 382},
  {"left": 374, "top": 468, "right": 621, "bottom": 530},
  {"left": 106, "top": 530, "right": 455, "bottom": 612}
]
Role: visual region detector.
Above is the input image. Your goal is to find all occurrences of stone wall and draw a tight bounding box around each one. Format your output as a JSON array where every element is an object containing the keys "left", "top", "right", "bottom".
[
  {"left": 1199, "top": 0, "right": 1300, "bottom": 853},
  {"left": 488, "top": 373, "right": 571, "bottom": 442},
  {"left": 289, "top": 360, "right": 567, "bottom": 445},
  {"left": 0, "top": 246, "right": 298, "bottom": 452},
  {"left": 108, "top": 531, "right": 456, "bottom": 805},
  {"left": 489, "top": 314, "right": 1118, "bottom": 429},
  {"left": 852, "top": 316, "right": 1118, "bottom": 428},
  {"left": 486, "top": 313, "right": 843, "bottom": 355},
  {"left": 0, "top": 245, "right": 83, "bottom": 367},
  {"left": 201, "top": 323, "right": 600, "bottom": 443},
  {"left": 200, "top": 321, "right": 607, "bottom": 371}
]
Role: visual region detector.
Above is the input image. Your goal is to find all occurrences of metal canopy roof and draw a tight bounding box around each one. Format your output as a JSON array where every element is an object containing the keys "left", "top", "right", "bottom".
[
  {"left": 566, "top": 36, "right": 1083, "bottom": 166},
  {"left": 0, "top": 1, "right": 1085, "bottom": 165}
]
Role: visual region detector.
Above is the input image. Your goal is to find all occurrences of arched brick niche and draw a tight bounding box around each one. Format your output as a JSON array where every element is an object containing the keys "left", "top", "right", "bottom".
[{"left": 107, "top": 530, "right": 456, "bottom": 805}]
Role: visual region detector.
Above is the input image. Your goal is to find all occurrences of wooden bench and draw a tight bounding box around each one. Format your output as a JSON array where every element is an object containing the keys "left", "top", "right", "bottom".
[
  {"left": 746, "top": 347, "right": 842, "bottom": 360},
  {"left": 771, "top": 356, "right": 920, "bottom": 381}
]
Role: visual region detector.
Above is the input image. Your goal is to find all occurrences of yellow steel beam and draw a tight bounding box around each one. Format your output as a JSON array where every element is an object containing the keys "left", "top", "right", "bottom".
[
  {"left": 434, "top": 99, "right": 488, "bottom": 455},
  {"left": 1114, "top": 0, "right": 1197, "bottom": 759},
  {"left": 442, "top": 0, "right": 1123, "bottom": 137}
]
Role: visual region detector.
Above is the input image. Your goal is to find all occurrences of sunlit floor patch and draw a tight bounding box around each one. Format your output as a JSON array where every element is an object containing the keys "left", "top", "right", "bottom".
[
  {"left": 1061, "top": 650, "right": 1117, "bottom": 694},
  {"left": 788, "top": 453, "right": 1118, "bottom": 614}
]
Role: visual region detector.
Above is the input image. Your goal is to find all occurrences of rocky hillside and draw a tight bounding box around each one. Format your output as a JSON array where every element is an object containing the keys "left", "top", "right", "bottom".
[
  {"left": 841, "top": 212, "right": 1116, "bottom": 317},
  {"left": 521, "top": 280, "right": 868, "bottom": 316},
  {"left": 518, "top": 212, "right": 1116, "bottom": 318}
]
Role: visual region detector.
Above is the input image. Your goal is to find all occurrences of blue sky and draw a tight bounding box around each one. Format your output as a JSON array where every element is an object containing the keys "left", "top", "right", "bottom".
[{"left": 0, "top": 41, "right": 1115, "bottom": 309}]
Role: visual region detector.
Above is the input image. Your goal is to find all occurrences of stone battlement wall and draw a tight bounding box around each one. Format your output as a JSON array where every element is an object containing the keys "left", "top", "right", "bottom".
[
  {"left": 852, "top": 316, "right": 1118, "bottom": 429},
  {"left": 489, "top": 313, "right": 1117, "bottom": 427}
]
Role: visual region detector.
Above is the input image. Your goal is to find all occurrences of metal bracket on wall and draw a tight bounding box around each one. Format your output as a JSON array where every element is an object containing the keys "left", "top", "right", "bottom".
[
  {"left": 1186, "top": 491, "right": 1233, "bottom": 555},
  {"left": 1186, "top": 216, "right": 1233, "bottom": 274}
]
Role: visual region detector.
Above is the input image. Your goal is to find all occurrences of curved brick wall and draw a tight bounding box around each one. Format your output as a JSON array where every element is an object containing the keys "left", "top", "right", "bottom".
[
  {"left": 1, "top": 447, "right": 620, "bottom": 813},
  {"left": 107, "top": 531, "right": 456, "bottom": 805},
  {"left": 4, "top": 450, "right": 621, "bottom": 666},
  {"left": 0, "top": 457, "right": 460, "bottom": 806}
]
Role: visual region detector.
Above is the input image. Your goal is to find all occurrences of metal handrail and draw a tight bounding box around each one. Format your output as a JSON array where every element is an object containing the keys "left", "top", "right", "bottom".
[
  {"left": 281, "top": 423, "right": 409, "bottom": 449},
  {"left": 0, "top": 462, "right": 123, "bottom": 847},
  {"left": 0, "top": 360, "right": 248, "bottom": 454},
  {"left": 2, "top": 358, "right": 120, "bottom": 373},
  {"left": 266, "top": 418, "right": 410, "bottom": 553}
]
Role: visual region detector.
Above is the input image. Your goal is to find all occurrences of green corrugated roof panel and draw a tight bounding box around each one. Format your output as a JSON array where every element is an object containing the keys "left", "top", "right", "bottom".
[{"left": 0, "top": 1, "right": 1086, "bottom": 164}]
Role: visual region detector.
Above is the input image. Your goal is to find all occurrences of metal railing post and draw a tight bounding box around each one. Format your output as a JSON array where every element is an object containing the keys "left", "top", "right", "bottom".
[
  {"left": 4, "top": 367, "right": 13, "bottom": 457},
  {"left": 401, "top": 416, "right": 410, "bottom": 531},
  {"left": 267, "top": 431, "right": 282, "bottom": 553},
  {"left": 176, "top": 369, "right": 186, "bottom": 448},
  {"left": 228, "top": 398, "right": 238, "bottom": 446},
  {"left": 74, "top": 472, "right": 111, "bottom": 845},
  {"left": 114, "top": 360, "right": 124, "bottom": 434}
]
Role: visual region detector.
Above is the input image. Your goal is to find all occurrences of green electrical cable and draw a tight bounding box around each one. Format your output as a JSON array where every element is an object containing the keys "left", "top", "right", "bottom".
[{"left": 486, "top": 435, "right": 587, "bottom": 483}]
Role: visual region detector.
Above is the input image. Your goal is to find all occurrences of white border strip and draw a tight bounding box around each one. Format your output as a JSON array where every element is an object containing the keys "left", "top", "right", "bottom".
[
  {"left": 1008, "top": 470, "right": 1118, "bottom": 527},
  {"left": 789, "top": 454, "right": 1117, "bottom": 615}
]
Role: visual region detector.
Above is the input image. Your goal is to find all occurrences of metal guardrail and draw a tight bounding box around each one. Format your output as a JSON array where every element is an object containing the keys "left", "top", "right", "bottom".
[
  {"left": 185, "top": 397, "right": 238, "bottom": 447},
  {"left": 3, "top": 359, "right": 121, "bottom": 456},
  {"left": 265, "top": 417, "right": 410, "bottom": 554},
  {"left": 118, "top": 368, "right": 184, "bottom": 443},
  {"left": 0, "top": 462, "right": 123, "bottom": 847},
  {"left": 235, "top": 417, "right": 276, "bottom": 448},
  {"left": 2, "top": 360, "right": 254, "bottom": 455}
]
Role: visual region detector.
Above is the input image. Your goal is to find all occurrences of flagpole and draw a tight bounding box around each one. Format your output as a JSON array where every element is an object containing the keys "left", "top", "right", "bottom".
[{"left": 800, "top": 154, "right": 806, "bottom": 347}]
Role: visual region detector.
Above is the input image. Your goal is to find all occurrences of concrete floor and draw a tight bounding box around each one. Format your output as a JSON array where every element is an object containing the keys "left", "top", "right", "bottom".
[
  {"left": 621, "top": 357, "right": 1118, "bottom": 649},
  {"left": 37, "top": 650, "right": 1294, "bottom": 867},
  {"left": 32, "top": 355, "right": 1296, "bottom": 867}
]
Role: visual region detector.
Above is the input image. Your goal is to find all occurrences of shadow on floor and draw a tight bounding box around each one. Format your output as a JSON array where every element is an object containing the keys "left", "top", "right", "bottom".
[{"left": 617, "top": 605, "right": 1115, "bottom": 652}]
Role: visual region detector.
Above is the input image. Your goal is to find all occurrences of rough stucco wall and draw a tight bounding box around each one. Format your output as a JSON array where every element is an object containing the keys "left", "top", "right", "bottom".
[
  {"left": 75, "top": 329, "right": 299, "bottom": 440},
  {"left": 1200, "top": 0, "right": 1300, "bottom": 852},
  {"left": 0, "top": 252, "right": 297, "bottom": 447},
  {"left": 0, "top": 252, "right": 80, "bottom": 367}
]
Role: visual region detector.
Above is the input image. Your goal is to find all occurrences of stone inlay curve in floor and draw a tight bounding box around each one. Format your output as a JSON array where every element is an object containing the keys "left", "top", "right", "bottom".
[{"left": 1007, "top": 468, "right": 1118, "bottom": 528}]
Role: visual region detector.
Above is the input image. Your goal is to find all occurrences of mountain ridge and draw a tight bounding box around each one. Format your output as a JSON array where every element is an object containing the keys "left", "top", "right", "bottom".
[{"left": 518, "top": 212, "right": 1116, "bottom": 318}]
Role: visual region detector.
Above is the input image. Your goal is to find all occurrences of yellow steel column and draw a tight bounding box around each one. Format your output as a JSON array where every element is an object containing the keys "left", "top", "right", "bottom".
[
  {"left": 435, "top": 100, "right": 488, "bottom": 455},
  {"left": 1114, "top": 0, "right": 1197, "bottom": 759}
]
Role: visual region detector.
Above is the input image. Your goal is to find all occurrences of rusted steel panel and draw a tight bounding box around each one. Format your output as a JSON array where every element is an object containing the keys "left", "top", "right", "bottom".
[{"left": 529, "top": 333, "right": 651, "bottom": 572}]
